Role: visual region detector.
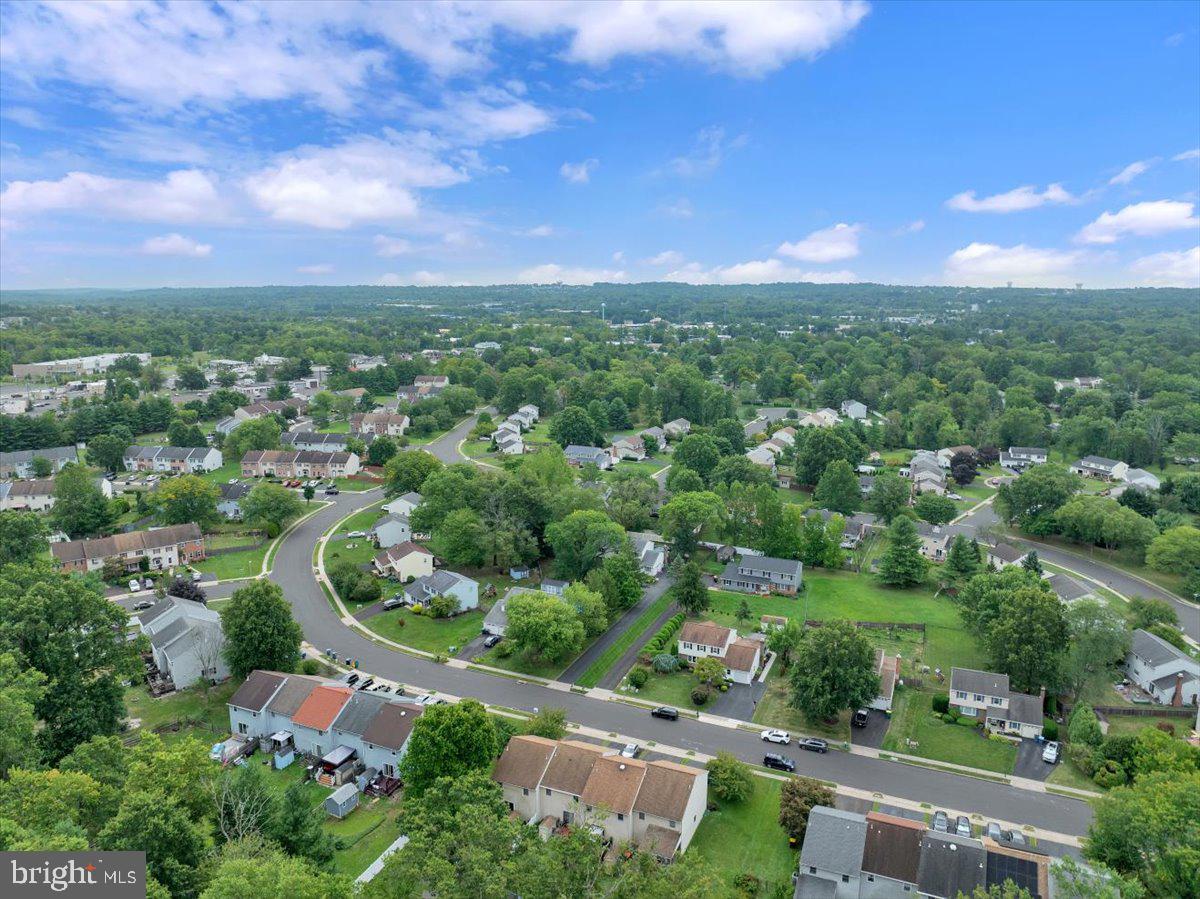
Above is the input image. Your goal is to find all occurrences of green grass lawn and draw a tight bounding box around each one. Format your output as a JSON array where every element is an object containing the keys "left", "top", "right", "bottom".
[
  {"left": 199, "top": 460, "right": 243, "bottom": 485},
  {"left": 1101, "top": 713, "right": 1194, "bottom": 739},
  {"left": 335, "top": 475, "right": 383, "bottom": 492},
  {"left": 600, "top": 459, "right": 668, "bottom": 481},
  {"left": 476, "top": 641, "right": 587, "bottom": 680},
  {"left": 194, "top": 544, "right": 269, "bottom": 580},
  {"left": 364, "top": 607, "right": 486, "bottom": 655},
  {"left": 752, "top": 666, "right": 851, "bottom": 741},
  {"left": 318, "top": 420, "right": 350, "bottom": 433},
  {"left": 629, "top": 669, "right": 708, "bottom": 710},
  {"left": 462, "top": 437, "right": 495, "bottom": 459},
  {"left": 325, "top": 536, "right": 379, "bottom": 573},
  {"left": 333, "top": 502, "right": 386, "bottom": 535},
  {"left": 576, "top": 591, "right": 675, "bottom": 688},
  {"left": 1047, "top": 758, "right": 1104, "bottom": 793},
  {"left": 880, "top": 689, "right": 1017, "bottom": 775},
  {"left": 689, "top": 776, "right": 795, "bottom": 895},
  {"left": 124, "top": 681, "right": 235, "bottom": 735}
]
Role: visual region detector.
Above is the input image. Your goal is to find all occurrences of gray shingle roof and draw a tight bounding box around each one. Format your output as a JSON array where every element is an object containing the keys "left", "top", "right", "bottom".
[
  {"left": 331, "top": 691, "right": 389, "bottom": 736},
  {"left": 737, "top": 555, "right": 803, "bottom": 576},
  {"left": 799, "top": 807, "right": 868, "bottom": 877},
  {"left": 950, "top": 668, "right": 1010, "bottom": 696},
  {"left": 1131, "top": 628, "right": 1194, "bottom": 668},
  {"left": 917, "top": 832, "right": 986, "bottom": 899}
]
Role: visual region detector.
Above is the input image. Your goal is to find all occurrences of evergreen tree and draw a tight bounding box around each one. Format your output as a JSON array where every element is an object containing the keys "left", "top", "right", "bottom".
[
  {"left": 1022, "top": 550, "right": 1043, "bottom": 575},
  {"left": 271, "top": 780, "right": 335, "bottom": 867},
  {"left": 673, "top": 560, "right": 709, "bottom": 616},
  {"left": 877, "top": 515, "right": 928, "bottom": 587},
  {"left": 812, "top": 459, "right": 861, "bottom": 514},
  {"left": 944, "top": 534, "right": 982, "bottom": 583}
]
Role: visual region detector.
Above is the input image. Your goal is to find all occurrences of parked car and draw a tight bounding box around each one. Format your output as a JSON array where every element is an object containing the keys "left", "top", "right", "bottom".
[
  {"left": 986, "top": 822, "right": 1002, "bottom": 841},
  {"left": 324, "top": 487, "right": 340, "bottom": 495},
  {"left": 228, "top": 477, "right": 239, "bottom": 484},
  {"left": 955, "top": 816, "right": 972, "bottom": 837},
  {"left": 1042, "top": 741, "right": 1061, "bottom": 764},
  {"left": 346, "top": 530, "right": 367, "bottom": 539},
  {"left": 191, "top": 569, "right": 202, "bottom": 582},
  {"left": 932, "top": 811, "right": 949, "bottom": 833},
  {"left": 620, "top": 743, "right": 640, "bottom": 759},
  {"left": 132, "top": 600, "right": 154, "bottom": 611},
  {"left": 483, "top": 634, "right": 502, "bottom": 649},
  {"left": 128, "top": 578, "right": 143, "bottom": 592},
  {"left": 650, "top": 707, "right": 679, "bottom": 721},
  {"left": 852, "top": 709, "right": 870, "bottom": 728},
  {"left": 382, "top": 596, "right": 404, "bottom": 610},
  {"left": 343, "top": 672, "right": 360, "bottom": 686},
  {"left": 760, "top": 729, "right": 790, "bottom": 745},
  {"left": 357, "top": 677, "right": 375, "bottom": 691},
  {"left": 763, "top": 753, "right": 795, "bottom": 772},
  {"left": 797, "top": 738, "right": 828, "bottom": 754}
]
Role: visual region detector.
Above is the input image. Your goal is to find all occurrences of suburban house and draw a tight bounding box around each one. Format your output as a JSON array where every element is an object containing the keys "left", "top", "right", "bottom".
[
  {"left": 280, "top": 431, "right": 353, "bottom": 452},
  {"left": 474, "top": 341, "right": 502, "bottom": 352},
  {"left": 350, "top": 413, "right": 409, "bottom": 437},
  {"left": 401, "top": 570, "right": 480, "bottom": 612},
  {"left": 1121, "top": 468, "right": 1161, "bottom": 491},
  {"left": 565, "top": 445, "right": 612, "bottom": 470},
  {"left": 798, "top": 408, "right": 841, "bottom": 428},
  {"left": 382, "top": 492, "right": 421, "bottom": 518},
  {"left": 518, "top": 404, "right": 540, "bottom": 422},
  {"left": 639, "top": 426, "right": 666, "bottom": 446},
  {"left": 840, "top": 400, "right": 868, "bottom": 420},
  {"left": 949, "top": 668, "right": 1045, "bottom": 739},
  {"left": 936, "top": 445, "right": 976, "bottom": 468},
  {"left": 870, "top": 650, "right": 901, "bottom": 713},
  {"left": 508, "top": 408, "right": 537, "bottom": 430},
  {"left": 676, "top": 620, "right": 761, "bottom": 684},
  {"left": 628, "top": 532, "right": 666, "bottom": 578},
  {"left": 227, "top": 670, "right": 424, "bottom": 779},
  {"left": 1055, "top": 376, "right": 1104, "bottom": 391},
  {"left": 372, "top": 541, "right": 434, "bottom": 581},
  {"left": 611, "top": 435, "right": 647, "bottom": 462},
  {"left": 1124, "top": 629, "right": 1200, "bottom": 707},
  {"left": 370, "top": 513, "right": 412, "bottom": 549},
  {"left": 414, "top": 374, "right": 449, "bottom": 392},
  {"left": 744, "top": 445, "right": 778, "bottom": 471},
  {"left": 797, "top": 807, "right": 1052, "bottom": 899},
  {"left": 217, "top": 482, "right": 251, "bottom": 519},
  {"left": 495, "top": 430, "right": 524, "bottom": 456},
  {"left": 999, "top": 446, "right": 1048, "bottom": 469},
  {"left": 540, "top": 578, "right": 568, "bottom": 597},
  {"left": 136, "top": 596, "right": 228, "bottom": 688},
  {"left": 349, "top": 354, "right": 386, "bottom": 371},
  {"left": 772, "top": 426, "right": 797, "bottom": 447},
  {"left": 493, "top": 735, "right": 708, "bottom": 862},
  {"left": 217, "top": 398, "right": 308, "bottom": 433},
  {"left": 240, "top": 449, "right": 360, "bottom": 479},
  {"left": 663, "top": 418, "right": 691, "bottom": 438},
  {"left": 0, "top": 445, "right": 78, "bottom": 478},
  {"left": 1044, "top": 572, "right": 1095, "bottom": 604},
  {"left": 914, "top": 522, "right": 952, "bottom": 561},
  {"left": 123, "top": 445, "right": 223, "bottom": 474},
  {"left": 985, "top": 543, "right": 1029, "bottom": 570},
  {"left": 907, "top": 452, "right": 948, "bottom": 495},
  {"left": 482, "top": 585, "right": 542, "bottom": 636},
  {"left": 52, "top": 522, "right": 205, "bottom": 573},
  {"left": 719, "top": 554, "right": 803, "bottom": 595},
  {"left": 1070, "top": 455, "right": 1128, "bottom": 481},
  {"left": 0, "top": 477, "right": 104, "bottom": 511}
]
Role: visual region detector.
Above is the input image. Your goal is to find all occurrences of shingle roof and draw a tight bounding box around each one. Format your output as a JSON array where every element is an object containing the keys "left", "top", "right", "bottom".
[
  {"left": 51, "top": 523, "right": 202, "bottom": 564},
  {"left": 290, "top": 685, "right": 354, "bottom": 731},
  {"left": 493, "top": 735, "right": 559, "bottom": 790},
  {"left": 737, "top": 555, "right": 803, "bottom": 576},
  {"left": 1006, "top": 692, "right": 1044, "bottom": 727},
  {"left": 632, "top": 760, "right": 700, "bottom": 821},
  {"left": 988, "top": 543, "right": 1026, "bottom": 563},
  {"left": 331, "top": 691, "right": 389, "bottom": 736},
  {"left": 228, "top": 670, "right": 288, "bottom": 712},
  {"left": 540, "top": 740, "right": 606, "bottom": 796},
  {"left": 580, "top": 755, "right": 646, "bottom": 815},
  {"left": 136, "top": 596, "right": 178, "bottom": 626},
  {"left": 861, "top": 812, "right": 925, "bottom": 884},
  {"left": 1045, "top": 573, "right": 1092, "bottom": 603},
  {"left": 723, "top": 638, "right": 760, "bottom": 672},
  {"left": 917, "top": 832, "right": 986, "bottom": 899},
  {"left": 951, "top": 668, "right": 1010, "bottom": 697},
  {"left": 799, "top": 806, "right": 868, "bottom": 878},
  {"left": 360, "top": 701, "right": 423, "bottom": 750},
  {"left": 679, "top": 620, "right": 733, "bottom": 648},
  {"left": 265, "top": 674, "right": 323, "bottom": 717},
  {"left": 1131, "top": 628, "right": 1195, "bottom": 668}
]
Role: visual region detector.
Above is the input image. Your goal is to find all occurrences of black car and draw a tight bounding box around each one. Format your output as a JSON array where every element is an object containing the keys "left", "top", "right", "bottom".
[
  {"left": 344, "top": 672, "right": 359, "bottom": 685},
  {"left": 852, "top": 709, "right": 869, "bottom": 728},
  {"left": 357, "top": 677, "right": 375, "bottom": 690},
  {"left": 798, "top": 738, "right": 828, "bottom": 753},
  {"left": 324, "top": 487, "right": 340, "bottom": 495},
  {"left": 763, "top": 753, "right": 795, "bottom": 772},
  {"left": 483, "top": 634, "right": 502, "bottom": 649},
  {"left": 651, "top": 707, "right": 679, "bottom": 721}
]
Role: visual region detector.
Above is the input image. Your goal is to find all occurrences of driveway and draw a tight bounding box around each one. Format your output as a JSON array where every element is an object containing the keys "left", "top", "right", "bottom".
[
  {"left": 708, "top": 679, "right": 768, "bottom": 720},
  {"left": 559, "top": 575, "right": 675, "bottom": 685},
  {"left": 851, "top": 708, "right": 891, "bottom": 749},
  {"left": 1013, "top": 739, "right": 1054, "bottom": 782},
  {"left": 456, "top": 633, "right": 489, "bottom": 660}
]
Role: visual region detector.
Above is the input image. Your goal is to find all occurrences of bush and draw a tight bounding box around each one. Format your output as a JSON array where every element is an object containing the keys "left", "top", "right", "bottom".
[
  {"left": 263, "top": 520, "right": 281, "bottom": 539},
  {"left": 495, "top": 641, "right": 514, "bottom": 658},
  {"left": 1067, "top": 705, "right": 1100, "bottom": 747},
  {"left": 1043, "top": 720, "right": 1059, "bottom": 742},
  {"left": 733, "top": 872, "right": 760, "bottom": 896},
  {"left": 955, "top": 715, "right": 977, "bottom": 727},
  {"left": 651, "top": 653, "right": 680, "bottom": 673},
  {"left": 691, "top": 685, "right": 712, "bottom": 706},
  {"left": 707, "top": 752, "right": 753, "bottom": 803},
  {"left": 428, "top": 593, "right": 460, "bottom": 619},
  {"left": 628, "top": 667, "right": 649, "bottom": 689},
  {"left": 300, "top": 658, "right": 321, "bottom": 675},
  {"left": 1066, "top": 743, "right": 1098, "bottom": 777},
  {"left": 1155, "top": 721, "right": 1176, "bottom": 736},
  {"left": 1093, "top": 760, "right": 1127, "bottom": 788},
  {"left": 932, "top": 694, "right": 950, "bottom": 714},
  {"left": 411, "top": 602, "right": 424, "bottom": 615},
  {"left": 941, "top": 712, "right": 958, "bottom": 724}
]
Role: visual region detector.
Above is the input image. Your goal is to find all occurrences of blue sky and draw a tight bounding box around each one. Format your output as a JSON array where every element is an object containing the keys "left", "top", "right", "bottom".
[{"left": 1, "top": 0, "right": 1198, "bottom": 289}]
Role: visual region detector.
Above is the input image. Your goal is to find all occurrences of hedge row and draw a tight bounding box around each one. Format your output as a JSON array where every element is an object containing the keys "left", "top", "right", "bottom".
[{"left": 643, "top": 613, "right": 686, "bottom": 656}]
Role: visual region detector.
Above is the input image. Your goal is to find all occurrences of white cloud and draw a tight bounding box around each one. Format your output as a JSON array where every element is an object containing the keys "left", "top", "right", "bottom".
[
  {"left": 1128, "top": 246, "right": 1200, "bottom": 287},
  {"left": 140, "top": 233, "right": 212, "bottom": 258},
  {"left": 777, "top": 223, "right": 861, "bottom": 262},
  {"left": 664, "top": 258, "right": 857, "bottom": 284},
  {"left": 895, "top": 219, "right": 925, "bottom": 234},
  {"left": 297, "top": 263, "right": 335, "bottom": 275},
  {"left": 1075, "top": 200, "right": 1200, "bottom": 244},
  {"left": 946, "top": 183, "right": 1077, "bottom": 213},
  {"left": 943, "top": 242, "right": 1084, "bottom": 286},
  {"left": 657, "top": 198, "right": 694, "bottom": 219},
  {"left": 516, "top": 263, "right": 627, "bottom": 285},
  {"left": 666, "top": 126, "right": 746, "bottom": 177},
  {"left": 1, "top": 106, "right": 49, "bottom": 129},
  {"left": 373, "top": 235, "right": 414, "bottom": 257},
  {"left": 560, "top": 159, "right": 599, "bottom": 184},
  {"left": 646, "top": 250, "right": 685, "bottom": 266},
  {"left": 1174, "top": 148, "right": 1200, "bottom": 161},
  {"left": 1, "top": 169, "right": 225, "bottom": 224},
  {"left": 522, "top": 224, "right": 555, "bottom": 237},
  {"left": 1109, "top": 159, "right": 1158, "bottom": 185},
  {"left": 245, "top": 133, "right": 467, "bottom": 229},
  {"left": 612, "top": 250, "right": 626, "bottom": 263},
  {"left": 377, "top": 270, "right": 462, "bottom": 287},
  {"left": 409, "top": 87, "right": 555, "bottom": 143}
]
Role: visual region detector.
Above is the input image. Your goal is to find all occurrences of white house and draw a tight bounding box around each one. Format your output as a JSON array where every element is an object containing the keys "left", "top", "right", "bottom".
[
  {"left": 0, "top": 478, "right": 57, "bottom": 511},
  {"left": 840, "top": 400, "right": 868, "bottom": 421},
  {"left": 628, "top": 532, "right": 666, "bottom": 578},
  {"left": 382, "top": 492, "right": 422, "bottom": 518},
  {"left": 1124, "top": 629, "right": 1200, "bottom": 706},
  {"left": 999, "top": 446, "right": 1048, "bottom": 469},
  {"left": 1070, "top": 456, "right": 1128, "bottom": 481},
  {"left": 985, "top": 543, "right": 1029, "bottom": 570},
  {"left": 663, "top": 418, "right": 691, "bottom": 438},
  {"left": 676, "top": 621, "right": 761, "bottom": 684},
  {"left": 611, "top": 436, "right": 647, "bottom": 462},
  {"left": 1121, "top": 468, "right": 1161, "bottom": 491},
  {"left": 401, "top": 570, "right": 480, "bottom": 612},
  {"left": 565, "top": 445, "right": 612, "bottom": 470},
  {"left": 949, "top": 668, "right": 1045, "bottom": 739},
  {"left": 798, "top": 408, "right": 840, "bottom": 428},
  {"left": 372, "top": 541, "right": 434, "bottom": 581},
  {"left": 137, "top": 596, "right": 228, "bottom": 688},
  {"left": 371, "top": 514, "right": 412, "bottom": 549},
  {"left": 495, "top": 431, "right": 524, "bottom": 455}
]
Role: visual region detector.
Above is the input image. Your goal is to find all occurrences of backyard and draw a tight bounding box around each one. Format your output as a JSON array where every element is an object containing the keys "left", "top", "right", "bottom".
[
  {"left": 880, "top": 689, "right": 1017, "bottom": 775},
  {"left": 364, "top": 606, "right": 486, "bottom": 655},
  {"left": 689, "top": 775, "right": 795, "bottom": 895}
]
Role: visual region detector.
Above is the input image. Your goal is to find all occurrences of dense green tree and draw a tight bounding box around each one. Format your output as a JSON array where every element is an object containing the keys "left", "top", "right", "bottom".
[
  {"left": 268, "top": 780, "right": 335, "bottom": 868},
  {"left": 673, "top": 434, "right": 721, "bottom": 482},
  {"left": 430, "top": 508, "right": 487, "bottom": 568},
  {"left": 585, "top": 547, "right": 645, "bottom": 618},
  {"left": 1128, "top": 596, "right": 1178, "bottom": 631},
  {"left": 545, "top": 510, "right": 626, "bottom": 580},
  {"left": 658, "top": 490, "right": 723, "bottom": 556},
  {"left": 0, "top": 653, "right": 45, "bottom": 777},
  {"left": 223, "top": 416, "right": 282, "bottom": 461},
  {"left": 767, "top": 618, "right": 805, "bottom": 668},
  {"left": 1068, "top": 704, "right": 1104, "bottom": 747},
  {"left": 202, "top": 839, "right": 349, "bottom": 899},
  {"left": 605, "top": 469, "right": 659, "bottom": 530},
  {"left": 398, "top": 700, "right": 500, "bottom": 797},
  {"left": 1063, "top": 599, "right": 1130, "bottom": 701},
  {"left": 237, "top": 483, "right": 301, "bottom": 531},
  {"left": 48, "top": 464, "right": 114, "bottom": 538},
  {"left": 100, "top": 789, "right": 211, "bottom": 897},
  {"left": 1055, "top": 495, "right": 1159, "bottom": 553},
  {"left": 706, "top": 752, "right": 753, "bottom": 803},
  {"left": 154, "top": 474, "right": 220, "bottom": 528},
  {"left": 877, "top": 516, "right": 928, "bottom": 587},
  {"left": 867, "top": 471, "right": 912, "bottom": 523},
  {"left": 366, "top": 435, "right": 398, "bottom": 466},
  {"left": 524, "top": 707, "right": 568, "bottom": 741},
  {"left": 1146, "top": 525, "right": 1200, "bottom": 576},
  {"left": 943, "top": 534, "right": 982, "bottom": 583},
  {"left": 913, "top": 491, "right": 957, "bottom": 525},
  {"left": 0, "top": 511, "right": 50, "bottom": 566},
  {"left": 564, "top": 582, "right": 608, "bottom": 637},
  {"left": 86, "top": 432, "right": 130, "bottom": 472},
  {"left": 219, "top": 581, "right": 302, "bottom": 679},
  {"left": 549, "top": 405, "right": 602, "bottom": 447},
  {"left": 673, "top": 560, "right": 709, "bottom": 617},
  {"left": 778, "top": 776, "right": 836, "bottom": 840},
  {"left": 506, "top": 590, "right": 585, "bottom": 663},
  {"left": 665, "top": 465, "right": 705, "bottom": 494},
  {"left": 813, "top": 459, "right": 861, "bottom": 514},
  {"left": 383, "top": 449, "right": 442, "bottom": 496},
  {"left": 982, "top": 585, "right": 1067, "bottom": 693},
  {"left": 789, "top": 620, "right": 879, "bottom": 721},
  {"left": 996, "top": 465, "right": 1080, "bottom": 535}
]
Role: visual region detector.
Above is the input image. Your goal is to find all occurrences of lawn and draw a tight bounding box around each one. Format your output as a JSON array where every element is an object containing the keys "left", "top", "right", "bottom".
[
  {"left": 194, "top": 544, "right": 269, "bottom": 580},
  {"left": 630, "top": 669, "right": 708, "bottom": 710},
  {"left": 689, "top": 775, "right": 795, "bottom": 895},
  {"left": 199, "top": 460, "right": 243, "bottom": 485},
  {"left": 476, "top": 638, "right": 594, "bottom": 680},
  {"left": 334, "top": 502, "right": 386, "bottom": 535},
  {"left": 318, "top": 420, "right": 350, "bottom": 433},
  {"left": 325, "top": 536, "right": 380, "bottom": 576},
  {"left": 334, "top": 475, "right": 384, "bottom": 492},
  {"left": 752, "top": 666, "right": 851, "bottom": 741},
  {"left": 600, "top": 459, "right": 669, "bottom": 481},
  {"left": 576, "top": 591, "right": 676, "bottom": 688},
  {"left": 1101, "top": 713, "right": 1194, "bottom": 739},
  {"left": 364, "top": 606, "right": 486, "bottom": 655},
  {"left": 124, "top": 681, "right": 235, "bottom": 736},
  {"left": 880, "top": 689, "right": 1017, "bottom": 775},
  {"left": 1047, "top": 758, "right": 1104, "bottom": 793}
]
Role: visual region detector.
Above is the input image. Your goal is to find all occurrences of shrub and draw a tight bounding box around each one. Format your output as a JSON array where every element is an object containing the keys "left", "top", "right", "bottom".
[
  {"left": 411, "top": 602, "right": 424, "bottom": 615},
  {"left": 263, "top": 520, "right": 281, "bottom": 538},
  {"left": 691, "top": 685, "right": 711, "bottom": 706},
  {"left": 1093, "top": 760, "right": 1128, "bottom": 788},
  {"left": 1067, "top": 705, "right": 1101, "bottom": 747},
  {"left": 955, "top": 715, "right": 977, "bottom": 727},
  {"left": 300, "top": 658, "right": 321, "bottom": 675},
  {"left": 1066, "top": 743, "right": 1098, "bottom": 777},
  {"left": 651, "top": 653, "right": 680, "bottom": 673},
  {"left": 707, "top": 752, "right": 753, "bottom": 803},
  {"left": 396, "top": 616, "right": 405, "bottom": 627},
  {"left": 428, "top": 593, "right": 460, "bottom": 619},
  {"left": 628, "top": 667, "right": 649, "bottom": 689},
  {"left": 495, "top": 641, "right": 514, "bottom": 658},
  {"left": 1155, "top": 721, "right": 1176, "bottom": 736},
  {"left": 932, "top": 694, "right": 950, "bottom": 714},
  {"left": 1043, "top": 720, "right": 1059, "bottom": 742},
  {"left": 733, "top": 872, "right": 760, "bottom": 895},
  {"left": 941, "top": 712, "right": 957, "bottom": 724}
]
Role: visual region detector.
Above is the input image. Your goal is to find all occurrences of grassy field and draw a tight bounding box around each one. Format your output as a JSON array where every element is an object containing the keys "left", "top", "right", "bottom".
[
  {"left": 880, "top": 689, "right": 1016, "bottom": 775},
  {"left": 751, "top": 666, "right": 851, "bottom": 741},
  {"left": 1047, "top": 758, "right": 1104, "bottom": 793},
  {"left": 689, "top": 776, "right": 795, "bottom": 895},
  {"left": 576, "top": 591, "right": 676, "bottom": 688},
  {"left": 317, "top": 420, "right": 350, "bottom": 433},
  {"left": 334, "top": 476, "right": 384, "bottom": 492},
  {"left": 199, "top": 460, "right": 243, "bottom": 485},
  {"left": 631, "top": 669, "right": 709, "bottom": 710},
  {"left": 194, "top": 543, "right": 268, "bottom": 580},
  {"left": 124, "top": 681, "right": 235, "bottom": 736},
  {"left": 365, "top": 607, "right": 486, "bottom": 655},
  {"left": 600, "top": 459, "right": 668, "bottom": 481}
]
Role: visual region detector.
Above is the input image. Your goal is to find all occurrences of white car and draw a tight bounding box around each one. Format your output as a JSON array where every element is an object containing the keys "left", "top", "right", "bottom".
[
  {"left": 1042, "top": 741, "right": 1061, "bottom": 764},
  {"left": 346, "top": 530, "right": 367, "bottom": 539},
  {"left": 760, "top": 729, "right": 791, "bottom": 745},
  {"left": 620, "top": 743, "right": 640, "bottom": 759}
]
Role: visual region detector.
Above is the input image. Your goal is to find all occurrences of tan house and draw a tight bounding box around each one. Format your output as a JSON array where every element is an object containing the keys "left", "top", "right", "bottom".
[
  {"left": 372, "top": 541, "right": 434, "bottom": 581},
  {"left": 350, "top": 412, "right": 410, "bottom": 437},
  {"left": 52, "top": 523, "right": 205, "bottom": 574},
  {"left": 240, "top": 450, "right": 360, "bottom": 479},
  {"left": 494, "top": 736, "right": 708, "bottom": 862}
]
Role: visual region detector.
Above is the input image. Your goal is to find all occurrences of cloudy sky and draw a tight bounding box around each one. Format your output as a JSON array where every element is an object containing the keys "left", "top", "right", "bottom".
[{"left": 1, "top": 1, "right": 1198, "bottom": 289}]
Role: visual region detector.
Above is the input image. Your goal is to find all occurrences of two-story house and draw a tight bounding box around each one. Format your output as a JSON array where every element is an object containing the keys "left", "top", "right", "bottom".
[
  {"left": 280, "top": 431, "right": 353, "bottom": 452},
  {"left": 985, "top": 542, "right": 1029, "bottom": 570},
  {"left": 719, "top": 555, "right": 803, "bottom": 595},
  {"left": 372, "top": 541, "right": 434, "bottom": 581},
  {"left": 136, "top": 596, "right": 228, "bottom": 687},
  {"left": 564, "top": 445, "right": 612, "bottom": 470},
  {"left": 949, "top": 668, "right": 1045, "bottom": 739},
  {"left": 240, "top": 449, "right": 360, "bottom": 479},
  {"left": 400, "top": 569, "right": 480, "bottom": 612},
  {"left": 1124, "top": 629, "right": 1199, "bottom": 706},
  {"left": 0, "top": 446, "right": 78, "bottom": 478},
  {"left": 51, "top": 523, "right": 205, "bottom": 573},
  {"left": 494, "top": 736, "right": 708, "bottom": 862},
  {"left": 611, "top": 435, "right": 647, "bottom": 462},
  {"left": 350, "top": 413, "right": 410, "bottom": 437},
  {"left": 999, "top": 446, "right": 1048, "bottom": 469},
  {"left": 676, "top": 621, "right": 762, "bottom": 684},
  {"left": 123, "top": 445, "right": 223, "bottom": 474},
  {"left": 1070, "top": 455, "right": 1128, "bottom": 481}
]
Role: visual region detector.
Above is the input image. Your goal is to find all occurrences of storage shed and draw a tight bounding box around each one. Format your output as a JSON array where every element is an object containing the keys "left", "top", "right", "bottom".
[{"left": 325, "top": 783, "right": 359, "bottom": 819}]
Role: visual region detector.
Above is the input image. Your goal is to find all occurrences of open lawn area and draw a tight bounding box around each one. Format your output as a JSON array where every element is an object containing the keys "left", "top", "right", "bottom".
[
  {"left": 628, "top": 668, "right": 710, "bottom": 711},
  {"left": 317, "top": 420, "right": 350, "bottom": 433},
  {"left": 1047, "top": 758, "right": 1104, "bottom": 793},
  {"left": 325, "top": 536, "right": 379, "bottom": 574},
  {"left": 199, "top": 460, "right": 243, "bottom": 485},
  {"left": 476, "top": 637, "right": 595, "bottom": 680},
  {"left": 364, "top": 606, "right": 486, "bottom": 655},
  {"left": 752, "top": 666, "right": 851, "bottom": 742},
  {"left": 600, "top": 459, "right": 668, "bottom": 481},
  {"left": 333, "top": 501, "right": 386, "bottom": 535},
  {"left": 880, "top": 689, "right": 1016, "bottom": 775},
  {"left": 124, "top": 681, "right": 234, "bottom": 736},
  {"left": 689, "top": 775, "right": 795, "bottom": 895},
  {"left": 334, "top": 475, "right": 384, "bottom": 492},
  {"left": 194, "top": 543, "right": 268, "bottom": 580},
  {"left": 1101, "top": 712, "right": 1195, "bottom": 740},
  {"left": 576, "top": 591, "right": 676, "bottom": 688}
]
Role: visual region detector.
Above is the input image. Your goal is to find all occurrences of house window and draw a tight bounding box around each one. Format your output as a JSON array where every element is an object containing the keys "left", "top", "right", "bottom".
[
  {"left": 617, "top": 814, "right": 624, "bottom": 821},
  {"left": 991, "top": 696, "right": 1003, "bottom": 705},
  {"left": 237, "top": 722, "right": 247, "bottom": 734},
  {"left": 669, "top": 821, "right": 676, "bottom": 828},
  {"left": 867, "top": 876, "right": 875, "bottom": 882},
  {"left": 545, "top": 788, "right": 551, "bottom": 796},
  {"left": 809, "top": 867, "right": 817, "bottom": 875},
  {"left": 842, "top": 875, "right": 849, "bottom": 883},
  {"left": 973, "top": 693, "right": 984, "bottom": 702},
  {"left": 522, "top": 788, "right": 529, "bottom": 796},
  {"left": 638, "top": 812, "right": 645, "bottom": 820}
]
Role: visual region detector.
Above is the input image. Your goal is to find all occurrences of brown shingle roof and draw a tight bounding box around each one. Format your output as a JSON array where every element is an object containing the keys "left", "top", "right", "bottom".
[
  {"left": 265, "top": 674, "right": 324, "bottom": 717},
  {"left": 227, "top": 670, "right": 287, "bottom": 712},
  {"left": 678, "top": 620, "right": 732, "bottom": 648},
  {"left": 290, "top": 685, "right": 354, "bottom": 731},
  {"left": 723, "top": 638, "right": 760, "bottom": 672},
  {"left": 633, "top": 760, "right": 701, "bottom": 821},
  {"left": 493, "top": 735, "right": 559, "bottom": 790},
  {"left": 581, "top": 755, "right": 646, "bottom": 815},
  {"left": 540, "top": 740, "right": 606, "bottom": 796},
  {"left": 51, "top": 522, "right": 202, "bottom": 564},
  {"left": 639, "top": 823, "right": 682, "bottom": 861},
  {"left": 361, "top": 702, "right": 424, "bottom": 750},
  {"left": 862, "top": 812, "right": 925, "bottom": 884}
]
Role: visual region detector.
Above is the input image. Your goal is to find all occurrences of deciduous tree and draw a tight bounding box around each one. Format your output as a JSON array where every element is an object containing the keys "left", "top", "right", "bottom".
[
  {"left": 219, "top": 581, "right": 302, "bottom": 679},
  {"left": 398, "top": 701, "right": 500, "bottom": 797},
  {"left": 789, "top": 620, "right": 877, "bottom": 721}
]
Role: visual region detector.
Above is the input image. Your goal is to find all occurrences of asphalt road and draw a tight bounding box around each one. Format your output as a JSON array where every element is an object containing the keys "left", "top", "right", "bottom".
[{"left": 263, "top": 487, "right": 1094, "bottom": 838}]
